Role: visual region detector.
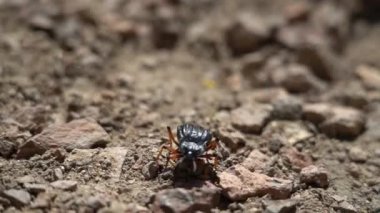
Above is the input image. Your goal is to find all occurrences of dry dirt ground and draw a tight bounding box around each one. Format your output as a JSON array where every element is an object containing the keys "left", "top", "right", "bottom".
[{"left": 0, "top": 0, "right": 380, "bottom": 212}]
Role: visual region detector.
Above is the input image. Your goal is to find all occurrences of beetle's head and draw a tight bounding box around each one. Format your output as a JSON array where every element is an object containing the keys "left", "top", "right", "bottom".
[{"left": 180, "top": 141, "right": 205, "bottom": 159}]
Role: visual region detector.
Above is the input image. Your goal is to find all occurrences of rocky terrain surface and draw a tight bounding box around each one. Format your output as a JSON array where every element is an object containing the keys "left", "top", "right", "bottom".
[{"left": 0, "top": 0, "right": 379, "bottom": 212}]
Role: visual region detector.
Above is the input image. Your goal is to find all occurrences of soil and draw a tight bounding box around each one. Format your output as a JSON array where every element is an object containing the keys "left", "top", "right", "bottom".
[{"left": 0, "top": 0, "right": 379, "bottom": 212}]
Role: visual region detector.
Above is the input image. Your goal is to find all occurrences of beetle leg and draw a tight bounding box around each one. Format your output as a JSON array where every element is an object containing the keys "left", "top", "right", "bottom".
[
  {"left": 199, "top": 153, "right": 220, "bottom": 167},
  {"left": 167, "top": 126, "right": 179, "bottom": 147},
  {"left": 206, "top": 137, "right": 219, "bottom": 151},
  {"left": 156, "top": 144, "right": 177, "bottom": 163}
]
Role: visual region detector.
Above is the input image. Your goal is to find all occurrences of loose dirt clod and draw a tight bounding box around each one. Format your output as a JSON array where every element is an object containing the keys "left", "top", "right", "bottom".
[{"left": 300, "top": 165, "right": 329, "bottom": 188}]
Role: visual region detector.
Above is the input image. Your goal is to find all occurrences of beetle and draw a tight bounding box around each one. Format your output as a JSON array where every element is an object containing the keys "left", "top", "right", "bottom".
[{"left": 156, "top": 123, "right": 220, "bottom": 172}]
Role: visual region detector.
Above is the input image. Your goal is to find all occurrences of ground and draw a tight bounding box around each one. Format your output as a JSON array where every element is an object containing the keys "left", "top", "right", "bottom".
[{"left": 0, "top": 0, "right": 379, "bottom": 212}]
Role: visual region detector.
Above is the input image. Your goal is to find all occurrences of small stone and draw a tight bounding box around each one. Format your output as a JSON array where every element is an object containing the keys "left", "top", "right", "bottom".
[
  {"left": 263, "top": 199, "right": 298, "bottom": 213},
  {"left": 142, "top": 161, "right": 159, "bottom": 180},
  {"left": 86, "top": 196, "right": 108, "bottom": 210},
  {"left": 355, "top": 64, "right": 380, "bottom": 90},
  {"left": 54, "top": 168, "right": 64, "bottom": 180},
  {"left": 225, "top": 13, "right": 273, "bottom": 56},
  {"left": 219, "top": 165, "right": 293, "bottom": 201},
  {"left": 242, "top": 150, "right": 270, "bottom": 172},
  {"left": 300, "top": 165, "right": 329, "bottom": 188},
  {"left": 319, "top": 106, "right": 365, "bottom": 139},
  {"left": 0, "top": 138, "right": 16, "bottom": 158},
  {"left": 272, "top": 96, "right": 303, "bottom": 120},
  {"left": 152, "top": 186, "right": 220, "bottom": 213},
  {"left": 333, "top": 201, "right": 358, "bottom": 213},
  {"left": 28, "top": 14, "right": 54, "bottom": 31},
  {"left": 30, "top": 193, "right": 50, "bottom": 209},
  {"left": 281, "top": 148, "right": 313, "bottom": 171},
  {"left": 242, "top": 88, "right": 289, "bottom": 104},
  {"left": 50, "top": 180, "right": 77, "bottom": 191},
  {"left": 17, "top": 118, "right": 110, "bottom": 158},
  {"left": 303, "top": 104, "right": 366, "bottom": 139},
  {"left": 231, "top": 104, "right": 272, "bottom": 134},
  {"left": 216, "top": 127, "right": 246, "bottom": 152},
  {"left": 125, "top": 203, "right": 150, "bottom": 213},
  {"left": 303, "top": 103, "right": 332, "bottom": 125},
  {"left": 284, "top": 2, "right": 310, "bottom": 22},
  {"left": 24, "top": 183, "right": 47, "bottom": 194},
  {"left": 348, "top": 147, "right": 368, "bottom": 163},
  {"left": 296, "top": 45, "right": 346, "bottom": 81},
  {"left": 16, "top": 175, "right": 36, "bottom": 184},
  {"left": 0, "top": 189, "right": 31, "bottom": 207},
  {"left": 263, "top": 121, "right": 313, "bottom": 146},
  {"left": 271, "top": 64, "right": 326, "bottom": 93}
]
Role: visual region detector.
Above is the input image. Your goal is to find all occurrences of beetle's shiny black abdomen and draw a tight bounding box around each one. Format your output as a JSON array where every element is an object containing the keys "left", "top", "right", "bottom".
[{"left": 177, "top": 123, "right": 212, "bottom": 159}]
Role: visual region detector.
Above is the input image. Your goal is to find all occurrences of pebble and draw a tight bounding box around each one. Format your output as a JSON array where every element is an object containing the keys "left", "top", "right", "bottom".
[
  {"left": 17, "top": 118, "right": 110, "bottom": 158},
  {"left": 348, "top": 147, "right": 368, "bottom": 163},
  {"left": 0, "top": 189, "right": 31, "bottom": 208},
  {"left": 262, "top": 199, "right": 298, "bottom": 213},
  {"left": 319, "top": 106, "right": 366, "bottom": 139},
  {"left": 262, "top": 121, "right": 313, "bottom": 146},
  {"left": 241, "top": 150, "right": 270, "bottom": 172},
  {"left": 271, "top": 64, "right": 326, "bottom": 93},
  {"left": 231, "top": 104, "right": 272, "bottom": 134},
  {"left": 300, "top": 165, "right": 329, "bottom": 188},
  {"left": 142, "top": 161, "right": 159, "bottom": 180},
  {"left": 303, "top": 104, "right": 366, "bottom": 139},
  {"left": 152, "top": 186, "right": 220, "bottom": 213},
  {"left": 272, "top": 96, "right": 303, "bottom": 120},
  {"left": 50, "top": 180, "right": 78, "bottom": 191},
  {"left": 355, "top": 65, "right": 380, "bottom": 90},
  {"left": 281, "top": 148, "right": 313, "bottom": 171},
  {"left": 0, "top": 138, "right": 16, "bottom": 158},
  {"left": 216, "top": 127, "right": 246, "bottom": 152},
  {"left": 24, "top": 183, "right": 47, "bottom": 194},
  {"left": 332, "top": 201, "right": 358, "bottom": 213},
  {"left": 225, "top": 13, "right": 273, "bottom": 56},
  {"left": 219, "top": 165, "right": 293, "bottom": 201}
]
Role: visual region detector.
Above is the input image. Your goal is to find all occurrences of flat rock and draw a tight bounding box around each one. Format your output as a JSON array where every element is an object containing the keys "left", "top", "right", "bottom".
[
  {"left": 263, "top": 121, "right": 313, "bottom": 146},
  {"left": 296, "top": 45, "right": 346, "bottom": 81},
  {"left": 50, "top": 180, "right": 78, "bottom": 191},
  {"left": 17, "top": 118, "right": 110, "bottom": 158},
  {"left": 219, "top": 165, "right": 293, "bottom": 201},
  {"left": 216, "top": 127, "right": 246, "bottom": 152},
  {"left": 303, "top": 104, "right": 366, "bottom": 139},
  {"left": 142, "top": 161, "right": 159, "bottom": 180},
  {"left": 300, "top": 165, "right": 329, "bottom": 188},
  {"left": 0, "top": 189, "right": 31, "bottom": 208},
  {"left": 263, "top": 199, "right": 298, "bottom": 213},
  {"left": 355, "top": 65, "right": 380, "bottom": 90},
  {"left": 225, "top": 13, "right": 273, "bottom": 56},
  {"left": 303, "top": 103, "right": 332, "bottom": 125},
  {"left": 24, "top": 183, "right": 48, "bottom": 194},
  {"left": 241, "top": 150, "right": 271, "bottom": 172},
  {"left": 319, "top": 106, "right": 365, "bottom": 139},
  {"left": 231, "top": 104, "right": 272, "bottom": 134},
  {"left": 152, "top": 186, "right": 220, "bottom": 213},
  {"left": 64, "top": 147, "right": 128, "bottom": 182},
  {"left": 271, "top": 64, "right": 326, "bottom": 93}
]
